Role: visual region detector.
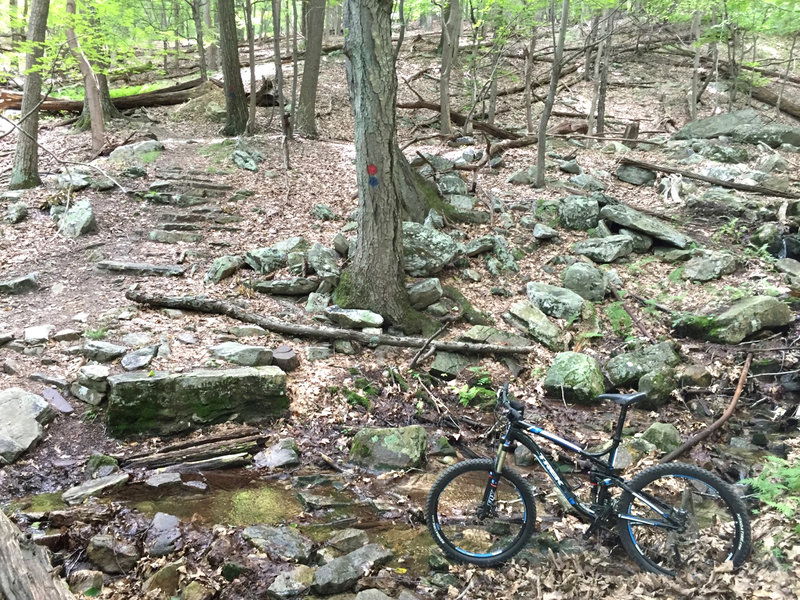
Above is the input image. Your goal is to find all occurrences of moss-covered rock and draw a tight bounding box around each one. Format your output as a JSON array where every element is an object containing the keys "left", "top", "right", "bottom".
[
  {"left": 543, "top": 352, "right": 605, "bottom": 405},
  {"left": 605, "top": 342, "right": 681, "bottom": 387},
  {"left": 673, "top": 296, "right": 794, "bottom": 343},
  {"left": 637, "top": 366, "right": 678, "bottom": 409},
  {"left": 106, "top": 367, "right": 288, "bottom": 438},
  {"left": 349, "top": 425, "right": 427, "bottom": 470}
]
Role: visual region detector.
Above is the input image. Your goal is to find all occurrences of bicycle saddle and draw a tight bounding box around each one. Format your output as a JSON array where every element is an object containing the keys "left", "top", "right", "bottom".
[{"left": 597, "top": 392, "right": 648, "bottom": 407}]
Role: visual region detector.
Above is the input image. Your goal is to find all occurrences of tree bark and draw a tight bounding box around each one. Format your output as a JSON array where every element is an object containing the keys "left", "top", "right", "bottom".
[
  {"left": 272, "top": 0, "right": 291, "bottom": 166},
  {"left": 689, "top": 10, "right": 702, "bottom": 121},
  {"left": 192, "top": 0, "right": 208, "bottom": 81},
  {"left": 125, "top": 290, "right": 539, "bottom": 354},
  {"left": 595, "top": 10, "right": 613, "bottom": 136},
  {"left": 9, "top": 0, "right": 49, "bottom": 190},
  {"left": 534, "top": 0, "right": 569, "bottom": 188},
  {"left": 66, "top": 0, "right": 104, "bottom": 153},
  {"left": 204, "top": 0, "right": 218, "bottom": 69},
  {"left": 218, "top": 0, "right": 247, "bottom": 135},
  {"left": 0, "top": 511, "right": 75, "bottom": 600},
  {"left": 337, "top": 0, "right": 433, "bottom": 332},
  {"left": 296, "top": 0, "right": 325, "bottom": 136},
  {"left": 439, "top": 0, "right": 460, "bottom": 135},
  {"left": 244, "top": 0, "right": 257, "bottom": 133}
]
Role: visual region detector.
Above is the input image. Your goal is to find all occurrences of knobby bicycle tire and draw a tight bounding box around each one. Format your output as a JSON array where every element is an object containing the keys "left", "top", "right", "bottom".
[
  {"left": 426, "top": 458, "right": 537, "bottom": 566},
  {"left": 616, "top": 462, "right": 751, "bottom": 576}
]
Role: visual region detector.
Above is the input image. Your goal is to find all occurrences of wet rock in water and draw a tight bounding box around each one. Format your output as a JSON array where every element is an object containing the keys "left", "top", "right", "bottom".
[
  {"left": 106, "top": 366, "right": 288, "bottom": 438},
  {"left": 562, "top": 262, "right": 606, "bottom": 301},
  {"left": 350, "top": 425, "right": 427, "bottom": 471},
  {"left": 268, "top": 565, "right": 316, "bottom": 599},
  {"left": 574, "top": 235, "right": 633, "bottom": 263},
  {"left": 325, "top": 306, "right": 384, "bottom": 329},
  {"left": 641, "top": 423, "right": 681, "bottom": 453},
  {"left": 146, "top": 472, "right": 183, "bottom": 488},
  {"left": 526, "top": 282, "right": 585, "bottom": 321},
  {"left": 407, "top": 278, "right": 443, "bottom": 310},
  {"left": 254, "top": 438, "right": 300, "bottom": 468},
  {"left": 605, "top": 341, "right": 681, "bottom": 387},
  {"left": 0, "top": 272, "right": 39, "bottom": 295},
  {"left": 142, "top": 560, "right": 184, "bottom": 597},
  {"left": 145, "top": 512, "right": 183, "bottom": 557},
  {"left": 543, "top": 352, "right": 605, "bottom": 405},
  {"left": 59, "top": 199, "right": 97, "bottom": 238},
  {"left": 87, "top": 534, "right": 141, "bottom": 573},
  {"left": 210, "top": 341, "right": 273, "bottom": 367},
  {"left": 328, "top": 529, "right": 369, "bottom": 554},
  {"left": 243, "top": 525, "right": 314, "bottom": 563},
  {"left": 83, "top": 341, "right": 128, "bottom": 362},
  {"left": 311, "top": 544, "right": 393, "bottom": 594},
  {"left": 402, "top": 222, "right": 459, "bottom": 276},
  {"left": 682, "top": 251, "right": 737, "bottom": 282},
  {"left": 0, "top": 388, "right": 57, "bottom": 464},
  {"left": 62, "top": 472, "right": 130, "bottom": 505},
  {"left": 600, "top": 204, "right": 691, "bottom": 248},
  {"left": 503, "top": 301, "right": 562, "bottom": 351}
]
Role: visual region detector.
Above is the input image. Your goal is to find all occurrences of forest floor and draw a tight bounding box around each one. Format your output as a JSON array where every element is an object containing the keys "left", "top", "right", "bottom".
[{"left": 1, "top": 30, "right": 800, "bottom": 599}]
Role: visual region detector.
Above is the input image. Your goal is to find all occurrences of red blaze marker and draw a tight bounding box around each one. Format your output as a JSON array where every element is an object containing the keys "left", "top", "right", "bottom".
[{"left": 367, "top": 164, "right": 378, "bottom": 176}]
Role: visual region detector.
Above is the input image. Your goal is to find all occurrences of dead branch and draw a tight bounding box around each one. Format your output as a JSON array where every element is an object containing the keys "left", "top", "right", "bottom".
[
  {"left": 660, "top": 353, "right": 753, "bottom": 463},
  {"left": 619, "top": 157, "right": 800, "bottom": 199},
  {"left": 125, "top": 290, "right": 539, "bottom": 356},
  {"left": 398, "top": 99, "right": 521, "bottom": 139}
]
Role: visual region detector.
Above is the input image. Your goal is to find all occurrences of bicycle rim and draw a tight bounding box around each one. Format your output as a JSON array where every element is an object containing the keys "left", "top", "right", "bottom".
[
  {"left": 622, "top": 473, "right": 744, "bottom": 574},
  {"left": 430, "top": 465, "right": 531, "bottom": 561}
]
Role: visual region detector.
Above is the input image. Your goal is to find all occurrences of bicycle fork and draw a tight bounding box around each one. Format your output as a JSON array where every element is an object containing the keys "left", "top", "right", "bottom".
[{"left": 478, "top": 439, "right": 514, "bottom": 517}]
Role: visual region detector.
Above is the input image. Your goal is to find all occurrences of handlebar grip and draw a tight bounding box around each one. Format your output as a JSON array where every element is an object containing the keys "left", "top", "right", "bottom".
[{"left": 508, "top": 399, "right": 524, "bottom": 411}]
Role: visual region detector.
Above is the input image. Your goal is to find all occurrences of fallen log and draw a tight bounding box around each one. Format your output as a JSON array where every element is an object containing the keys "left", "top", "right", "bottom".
[
  {"left": 121, "top": 433, "right": 266, "bottom": 470},
  {"left": 746, "top": 83, "right": 800, "bottom": 121},
  {"left": 125, "top": 290, "right": 540, "bottom": 356},
  {"left": 0, "top": 510, "right": 75, "bottom": 600},
  {"left": 619, "top": 157, "right": 800, "bottom": 199},
  {"left": 397, "top": 99, "right": 521, "bottom": 139}
]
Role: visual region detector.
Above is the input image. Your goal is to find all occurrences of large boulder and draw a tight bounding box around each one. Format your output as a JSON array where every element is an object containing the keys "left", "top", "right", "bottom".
[
  {"left": 731, "top": 124, "right": 800, "bottom": 148},
  {"left": 105, "top": 366, "right": 288, "bottom": 438},
  {"left": 109, "top": 140, "right": 165, "bottom": 164},
  {"left": 562, "top": 262, "right": 606, "bottom": 301},
  {"left": 350, "top": 425, "right": 427, "bottom": 471},
  {"left": 402, "top": 222, "right": 459, "bottom": 276},
  {"left": 59, "top": 199, "right": 97, "bottom": 238},
  {"left": 558, "top": 195, "right": 599, "bottom": 230},
  {"left": 673, "top": 109, "right": 761, "bottom": 140},
  {"left": 543, "top": 352, "right": 605, "bottom": 405},
  {"left": 600, "top": 204, "right": 691, "bottom": 248},
  {"left": 311, "top": 544, "right": 393, "bottom": 594},
  {"left": 0, "top": 388, "right": 57, "bottom": 464},
  {"left": 682, "top": 251, "right": 737, "bottom": 282},
  {"left": 679, "top": 296, "right": 795, "bottom": 344},
  {"left": 503, "top": 301, "right": 563, "bottom": 351},
  {"left": 605, "top": 342, "right": 681, "bottom": 387},
  {"left": 526, "top": 282, "right": 585, "bottom": 321}
]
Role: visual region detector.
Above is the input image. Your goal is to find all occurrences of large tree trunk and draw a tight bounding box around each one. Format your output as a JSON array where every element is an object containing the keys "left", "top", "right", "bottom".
[
  {"left": 66, "top": 0, "right": 104, "bottom": 153},
  {"left": 336, "top": 0, "right": 433, "bottom": 333},
  {"left": 296, "top": 0, "right": 325, "bottom": 136},
  {"left": 218, "top": 0, "right": 247, "bottom": 135},
  {"left": 0, "top": 510, "right": 75, "bottom": 600},
  {"left": 534, "top": 0, "right": 569, "bottom": 188},
  {"left": 192, "top": 0, "right": 208, "bottom": 81},
  {"left": 9, "top": 0, "right": 50, "bottom": 190}
]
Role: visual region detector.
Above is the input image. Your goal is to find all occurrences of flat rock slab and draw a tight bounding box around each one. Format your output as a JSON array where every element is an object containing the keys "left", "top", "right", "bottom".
[
  {"left": 311, "top": 544, "right": 393, "bottom": 594},
  {"left": 62, "top": 472, "right": 130, "bottom": 505},
  {"left": 210, "top": 342, "right": 273, "bottom": 366},
  {"left": 243, "top": 525, "right": 313, "bottom": 563},
  {"left": 97, "top": 261, "right": 186, "bottom": 277},
  {"left": 106, "top": 366, "right": 288, "bottom": 438},
  {"left": 325, "top": 306, "right": 384, "bottom": 329},
  {"left": 0, "top": 272, "right": 39, "bottom": 294},
  {"left": 0, "top": 388, "right": 57, "bottom": 464},
  {"left": 600, "top": 204, "right": 690, "bottom": 249}
]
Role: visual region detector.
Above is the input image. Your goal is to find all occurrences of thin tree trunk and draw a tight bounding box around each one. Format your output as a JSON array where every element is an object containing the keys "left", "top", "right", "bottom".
[
  {"left": 245, "top": 0, "right": 257, "bottom": 133},
  {"left": 173, "top": 0, "right": 181, "bottom": 70},
  {"left": 218, "top": 0, "right": 248, "bottom": 135},
  {"left": 272, "top": 0, "right": 290, "bottom": 167},
  {"left": 689, "top": 10, "right": 702, "bottom": 120},
  {"left": 296, "top": 0, "right": 325, "bottom": 136},
  {"left": 9, "top": 0, "right": 50, "bottom": 190},
  {"left": 66, "top": 0, "right": 104, "bottom": 153},
  {"left": 290, "top": 0, "right": 299, "bottom": 135},
  {"left": 192, "top": 0, "right": 208, "bottom": 81},
  {"left": 439, "top": 0, "right": 456, "bottom": 135},
  {"left": 584, "top": 13, "right": 599, "bottom": 80},
  {"left": 204, "top": 0, "right": 218, "bottom": 70},
  {"left": 534, "top": 0, "right": 569, "bottom": 189},
  {"left": 777, "top": 32, "right": 798, "bottom": 114},
  {"left": 161, "top": 0, "right": 169, "bottom": 72},
  {"left": 595, "top": 10, "right": 614, "bottom": 136},
  {"left": 524, "top": 35, "right": 536, "bottom": 134}
]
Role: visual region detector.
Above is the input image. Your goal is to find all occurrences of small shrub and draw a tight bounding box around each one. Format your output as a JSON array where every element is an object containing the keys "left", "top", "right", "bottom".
[
  {"left": 85, "top": 328, "right": 107, "bottom": 340},
  {"left": 604, "top": 301, "right": 632, "bottom": 338}
]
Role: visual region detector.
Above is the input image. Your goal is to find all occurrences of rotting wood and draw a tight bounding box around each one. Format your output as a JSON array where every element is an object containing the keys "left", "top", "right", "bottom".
[
  {"left": 619, "top": 157, "right": 800, "bottom": 199},
  {"left": 660, "top": 353, "right": 753, "bottom": 464},
  {"left": 125, "top": 290, "right": 540, "bottom": 356},
  {"left": 120, "top": 433, "right": 266, "bottom": 470},
  {"left": 122, "top": 426, "right": 261, "bottom": 459},
  {"left": 0, "top": 510, "right": 75, "bottom": 600}
]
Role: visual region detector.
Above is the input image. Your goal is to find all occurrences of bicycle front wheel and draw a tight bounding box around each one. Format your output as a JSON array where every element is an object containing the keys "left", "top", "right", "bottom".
[
  {"left": 426, "top": 458, "right": 536, "bottom": 566},
  {"left": 617, "top": 462, "right": 751, "bottom": 576}
]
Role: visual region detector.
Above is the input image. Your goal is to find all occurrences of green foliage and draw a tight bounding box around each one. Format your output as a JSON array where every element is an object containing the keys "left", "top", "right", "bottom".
[
  {"left": 454, "top": 366, "right": 495, "bottom": 408},
  {"left": 712, "top": 217, "right": 745, "bottom": 244},
  {"left": 746, "top": 456, "right": 800, "bottom": 532},
  {"left": 628, "top": 256, "right": 659, "bottom": 276},
  {"left": 85, "top": 328, "right": 107, "bottom": 340},
  {"left": 604, "top": 301, "right": 632, "bottom": 338},
  {"left": 139, "top": 150, "right": 161, "bottom": 164},
  {"left": 667, "top": 267, "right": 685, "bottom": 282}
]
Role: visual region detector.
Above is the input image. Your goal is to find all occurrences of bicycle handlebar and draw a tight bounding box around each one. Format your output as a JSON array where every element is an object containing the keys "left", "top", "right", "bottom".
[{"left": 498, "top": 382, "right": 524, "bottom": 420}]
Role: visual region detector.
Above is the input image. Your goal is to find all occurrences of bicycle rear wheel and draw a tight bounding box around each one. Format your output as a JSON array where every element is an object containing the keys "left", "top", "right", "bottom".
[
  {"left": 426, "top": 458, "right": 536, "bottom": 566},
  {"left": 617, "top": 462, "right": 751, "bottom": 576}
]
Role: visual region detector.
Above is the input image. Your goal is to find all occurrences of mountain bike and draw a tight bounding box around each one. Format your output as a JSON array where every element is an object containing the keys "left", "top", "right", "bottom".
[{"left": 425, "top": 384, "right": 751, "bottom": 576}]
